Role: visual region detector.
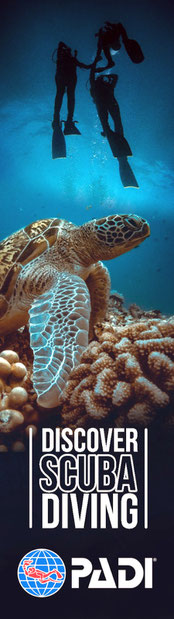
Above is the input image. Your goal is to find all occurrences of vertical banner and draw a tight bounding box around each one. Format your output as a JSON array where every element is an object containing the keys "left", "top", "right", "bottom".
[{"left": 0, "top": 1, "right": 174, "bottom": 618}]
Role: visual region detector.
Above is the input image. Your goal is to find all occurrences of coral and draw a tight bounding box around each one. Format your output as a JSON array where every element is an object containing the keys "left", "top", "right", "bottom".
[
  {"left": 0, "top": 333, "right": 40, "bottom": 450},
  {"left": 1, "top": 298, "right": 174, "bottom": 446},
  {"left": 0, "top": 349, "right": 28, "bottom": 413},
  {"left": 112, "top": 381, "right": 132, "bottom": 406},
  {"left": 0, "top": 409, "right": 24, "bottom": 433},
  {"left": 60, "top": 312, "right": 174, "bottom": 428},
  {"left": 8, "top": 386, "right": 28, "bottom": 407}
]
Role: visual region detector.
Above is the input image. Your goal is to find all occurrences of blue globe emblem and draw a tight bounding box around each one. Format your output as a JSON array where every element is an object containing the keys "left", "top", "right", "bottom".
[{"left": 17, "top": 549, "right": 66, "bottom": 597}]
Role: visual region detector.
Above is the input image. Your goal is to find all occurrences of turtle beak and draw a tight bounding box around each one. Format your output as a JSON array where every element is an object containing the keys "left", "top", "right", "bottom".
[{"left": 142, "top": 222, "right": 150, "bottom": 238}]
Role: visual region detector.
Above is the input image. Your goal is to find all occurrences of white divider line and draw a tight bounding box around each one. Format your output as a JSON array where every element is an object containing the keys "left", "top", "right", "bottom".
[
  {"left": 29, "top": 427, "right": 33, "bottom": 529},
  {"left": 144, "top": 428, "right": 148, "bottom": 529}
]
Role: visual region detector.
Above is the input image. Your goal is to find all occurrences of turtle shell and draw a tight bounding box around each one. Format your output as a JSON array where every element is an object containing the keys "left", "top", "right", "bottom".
[{"left": 0, "top": 218, "right": 61, "bottom": 318}]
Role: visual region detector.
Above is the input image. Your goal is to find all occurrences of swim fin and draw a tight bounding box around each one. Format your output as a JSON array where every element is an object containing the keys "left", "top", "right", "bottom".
[
  {"left": 123, "top": 38, "right": 144, "bottom": 63},
  {"left": 105, "top": 128, "right": 132, "bottom": 158},
  {"left": 63, "top": 120, "right": 81, "bottom": 135},
  {"left": 52, "top": 123, "right": 66, "bottom": 159},
  {"left": 118, "top": 157, "right": 139, "bottom": 188}
]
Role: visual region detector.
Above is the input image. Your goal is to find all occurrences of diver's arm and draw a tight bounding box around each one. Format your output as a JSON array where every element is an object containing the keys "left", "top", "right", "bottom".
[
  {"left": 95, "top": 27, "right": 103, "bottom": 38},
  {"left": 75, "top": 59, "right": 92, "bottom": 69}
]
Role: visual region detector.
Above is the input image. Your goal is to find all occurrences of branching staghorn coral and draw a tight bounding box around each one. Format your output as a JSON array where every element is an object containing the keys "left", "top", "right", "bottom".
[{"left": 60, "top": 314, "right": 174, "bottom": 428}]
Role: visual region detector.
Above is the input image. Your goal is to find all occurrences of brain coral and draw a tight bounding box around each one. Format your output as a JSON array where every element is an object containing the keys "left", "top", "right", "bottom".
[{"left": 60, "top": 313, "right": 174, "bottom": 429}]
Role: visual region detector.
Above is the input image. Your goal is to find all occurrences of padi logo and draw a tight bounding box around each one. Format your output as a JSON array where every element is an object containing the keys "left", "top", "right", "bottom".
[
  {"left": 17, "top": 552, "right": 156, "bottom": 594},
  {"left": 17, "top": 549, "right": 66, "bottom": 597},
  {"left": 71, "top": 557, "right": 156, "bottom": 589}
]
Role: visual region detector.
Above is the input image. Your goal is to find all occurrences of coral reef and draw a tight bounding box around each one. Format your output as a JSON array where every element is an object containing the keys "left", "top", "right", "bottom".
[
  {"left": 60, "top": 306, "right": 174, "bottom": 429},
  {"left": 0, "top": 328, "right": 40, "bottom": 451},
  {"left": 0, "top": 297, "right": 174, "bottom": 449}
]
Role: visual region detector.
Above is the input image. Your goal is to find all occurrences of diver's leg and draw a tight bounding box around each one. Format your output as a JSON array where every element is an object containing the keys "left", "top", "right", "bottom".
[
  {"left": 85, "top": 262, "right": 110, "bottom": 340},
  {"left": 108, "top": 96, "right": 124, "bottom": 135},
  {"left": 67, "top": 80, "right": 76, "bottom": 121},
  {"left": 64, "top": 79, "right": 81, "bottom": 134},
  {"left": 97, "top": 103, "right": 110, "bottom": 135},
  {"left": 53, "top": 80, "right": 65, "bottom": 125},
  {"left": 107, "top": 95, "right": 132, "bottom": 158}
]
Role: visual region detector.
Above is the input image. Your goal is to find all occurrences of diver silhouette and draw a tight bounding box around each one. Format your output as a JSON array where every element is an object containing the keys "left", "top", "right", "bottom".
[
  {"left": 90, "top": 70, "right": 124, "bottom": 138},
  {"left": 90, "top": 61, "right": 139, "bottom": 187},
  {"left": 95, "top": 21, "right": 144, "bottom": 70},
  {"left": 23, "top": 559, "right": 62, "bottom": 583},
  {"left": 52, "top": 41, "right": 92, "bottom": 136}
]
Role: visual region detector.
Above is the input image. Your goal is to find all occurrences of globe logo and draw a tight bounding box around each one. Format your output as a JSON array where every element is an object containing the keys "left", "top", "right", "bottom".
[{"left": 17, "top": 549, "right": 66, "bottom": 597}]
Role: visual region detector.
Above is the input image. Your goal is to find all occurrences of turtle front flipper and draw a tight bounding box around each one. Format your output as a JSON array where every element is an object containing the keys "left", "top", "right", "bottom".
[
  {"left": 29, "top": 272, "right": 91, "bottom": 408},
  {"left": 85, "top": 261, "right": 111, "bottom": 340}
]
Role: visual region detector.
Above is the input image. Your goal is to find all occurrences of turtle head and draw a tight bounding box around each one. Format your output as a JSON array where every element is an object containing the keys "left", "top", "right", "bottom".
[{"left": 81, "top": 214, "right": 150, "bottom": 262}]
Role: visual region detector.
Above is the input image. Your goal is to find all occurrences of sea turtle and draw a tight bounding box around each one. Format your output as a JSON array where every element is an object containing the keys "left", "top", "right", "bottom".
[{"left": 0, "top": 214, "right": 150, "bottom": 408}]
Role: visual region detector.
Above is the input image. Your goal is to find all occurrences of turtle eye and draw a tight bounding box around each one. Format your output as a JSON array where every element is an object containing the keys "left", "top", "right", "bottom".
[
  {"left": 94, "top": 214, "right": 150, "bottom": 248},
  {"left": 124, "top": 215, "right": 150, "bottom": 237},
  {"left": 128, "top": 218, "right": 138, "bottom": 227},
  {"left": 125, "top": 216, "right": 141, "bottom": 228}
]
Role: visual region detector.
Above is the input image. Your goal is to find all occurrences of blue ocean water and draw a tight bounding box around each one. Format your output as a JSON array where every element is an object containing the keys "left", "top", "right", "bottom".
[{"left": 0, "top": 0, "right": 174, "bottom": 313}]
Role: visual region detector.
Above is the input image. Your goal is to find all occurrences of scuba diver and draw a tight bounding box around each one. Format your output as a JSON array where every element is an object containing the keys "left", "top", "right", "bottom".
[
  {"left": 52, "top": 41, "right": 92, "bottom": 136},
  {"left": 90, "top": 70, "right": 124, "bottom": 139},
  {"left": 95, "top": 21, "right": 144, "bottom": 70},
  {"left": 89, "top": 60, "right": 139, "bottom": 187}
]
